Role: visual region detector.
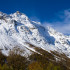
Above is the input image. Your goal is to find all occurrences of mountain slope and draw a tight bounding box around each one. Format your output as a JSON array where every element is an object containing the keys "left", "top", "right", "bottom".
[{"left": 0, "top": 11, "right": 70, "bottom": 57}]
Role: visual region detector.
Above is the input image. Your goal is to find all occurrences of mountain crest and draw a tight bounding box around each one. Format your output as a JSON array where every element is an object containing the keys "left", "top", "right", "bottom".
[{"left": 0, "top": 11, "right": 70, "bottom": 58}]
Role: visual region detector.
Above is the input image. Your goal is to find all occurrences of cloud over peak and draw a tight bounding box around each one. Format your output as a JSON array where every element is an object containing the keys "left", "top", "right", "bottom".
[{"left": 44, "top": 9, "right": 70, "bottom": 35}]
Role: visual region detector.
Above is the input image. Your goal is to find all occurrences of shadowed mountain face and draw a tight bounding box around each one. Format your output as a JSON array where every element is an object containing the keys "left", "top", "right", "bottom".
[{"left": 0, "top": 11, "right": 70, "bottom": 58}]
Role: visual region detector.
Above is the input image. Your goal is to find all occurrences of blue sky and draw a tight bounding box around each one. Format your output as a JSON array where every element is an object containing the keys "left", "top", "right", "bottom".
[
  {"left": 0, "top": 0, "right": 70, "bottom": 21},
  {"left": 0, "top": 0, "right": 70, "bottom": 34}
]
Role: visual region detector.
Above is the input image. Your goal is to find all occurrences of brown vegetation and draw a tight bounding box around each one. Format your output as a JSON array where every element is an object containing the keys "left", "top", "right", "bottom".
[{"left": 0, "top": 46, "right": 70, "bottom": 70}]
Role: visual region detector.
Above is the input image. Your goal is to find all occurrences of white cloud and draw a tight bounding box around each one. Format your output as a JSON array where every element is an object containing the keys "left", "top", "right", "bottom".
[{"left": 44, "top": 9, "right": 70, "bottom": 35}]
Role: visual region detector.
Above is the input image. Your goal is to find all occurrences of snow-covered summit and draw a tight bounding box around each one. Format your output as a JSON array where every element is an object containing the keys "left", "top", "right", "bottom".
[{"left": 0, "top": 12, "right": 70, "bottom": 57}]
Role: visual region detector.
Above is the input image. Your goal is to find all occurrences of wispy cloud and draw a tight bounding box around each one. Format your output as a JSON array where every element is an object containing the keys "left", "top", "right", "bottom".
[
  {"left": 43, "top": 9, "right": 70, "bottom": 35},
  {"left": 30, "top": 16, "right": 40, "bottom": 22}
]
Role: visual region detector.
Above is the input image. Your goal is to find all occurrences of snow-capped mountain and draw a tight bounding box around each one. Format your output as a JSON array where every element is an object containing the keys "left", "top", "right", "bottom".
[{"left": 0, "top": 11, "right": 70, "bottom": 57}]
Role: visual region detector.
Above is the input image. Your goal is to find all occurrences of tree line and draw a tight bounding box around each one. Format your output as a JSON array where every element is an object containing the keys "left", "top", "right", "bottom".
[{"left": 0, "top": 47, "right": 70, "bottom": 70}]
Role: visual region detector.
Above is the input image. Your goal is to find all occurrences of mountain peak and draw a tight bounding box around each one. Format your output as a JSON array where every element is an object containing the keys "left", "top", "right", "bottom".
[
  {"left": 15, "top": 11, "right": 23, "bottom": 15},
  {"left": 0, "top": 12, "right": 7, "bottom": 17},
  {"left": 0, "top": 11, "right": 70, "bottom": 58}
]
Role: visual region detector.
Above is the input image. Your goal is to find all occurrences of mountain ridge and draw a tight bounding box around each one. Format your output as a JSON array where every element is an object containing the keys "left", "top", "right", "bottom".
[{"left": 0, "top": 11, "right": 70, "bottom": 57}]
